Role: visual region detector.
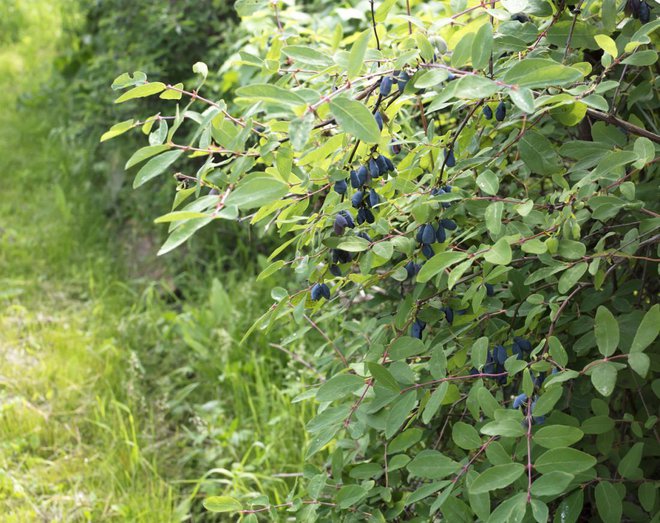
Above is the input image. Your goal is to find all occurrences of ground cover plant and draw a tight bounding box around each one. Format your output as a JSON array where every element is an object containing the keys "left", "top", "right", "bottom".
[{"left": 108, "top": 0, "right": 659, "bottom": 520}]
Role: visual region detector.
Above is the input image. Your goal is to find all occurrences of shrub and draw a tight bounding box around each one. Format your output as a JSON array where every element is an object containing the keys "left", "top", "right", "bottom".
[{"left": 108, "top": 0, "right": 659, "bottom": 520}]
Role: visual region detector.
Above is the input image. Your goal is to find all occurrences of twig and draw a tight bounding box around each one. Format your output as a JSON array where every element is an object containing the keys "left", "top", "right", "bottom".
[
  {"left": 585, "top": 109, "right": 660, "bottom": 144},
  {"left": 370, "top": 0, "right": 381, "bottom": 51}
]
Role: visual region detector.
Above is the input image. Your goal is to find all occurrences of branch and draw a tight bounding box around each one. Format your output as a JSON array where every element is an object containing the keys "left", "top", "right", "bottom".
[{"left": 586, "top": 109, "right": 660, "bottom": 144}]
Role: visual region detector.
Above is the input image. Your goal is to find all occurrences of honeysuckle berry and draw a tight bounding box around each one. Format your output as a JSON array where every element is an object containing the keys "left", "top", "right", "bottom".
[
  {"left": 405, "top": 261, "right": 421, "bottom": 279},
  {"left": 421, "top": 223, "right": 436, "bottom": 245},
  {"left": 383, "top": 155, "right": 395, "bottom": 172},
  {"left": 534, "top": 372, "right": 546, "bottom": 388},
  {"left": 334, "top": 213, "right": 348, "bottom": 235},
  {"left": 350, "top": 170, "right": 360, "bottom": 189},
  {"left": 443, "top": 306, "right": 454, "bottom": 324},
  {"left": 319, "top": 283, "right": 331, "bottom": 300},
  {"left": 357, "top": 165, "right": 369, "bottom": 186},
  {"left": 494, "top": 344, "right": 507, "bottom": 365},
  {"left": 339, "top": 210, "right": 355, "bottom": 228},
  {"left": 512, "top": 393, "right": 527, "bottom": 409},
  {"left": 374, "top": 111, "right": 383, "bottom": 131},
  {"left": 389, "top": 141, "right": 401, "bottom": 155},
  {"left": 356, "top": 207, "right": 366, "bottom": 224},
  {"left": 310, "top": 283, "right": 323, "bottom": 301},
  {"left": 514, "top": 336, "right": 532, "bottom": 353},
  {"left": 440, "top": 218, "right": 457, "bottom": 231},
  {"left": 334, "top": 179, "right": 348, "bottom": 195},
  {"left": 482, "top": 105, "right": 493, "bottom": 120},
  {"left": 329, "top": 264, "right": 342, "bottom": 277},
  {"left": 495, "top": 100, "right": 506, "bottom": 121},
  {"left": 512, "top": 343, "right": 523, "bottom": 360},
  {"left": 357, "top": 231, "right": 372, "bottom": 242},
  {"left": 397, "top": 70, "right": 410, "bottom": 91},
  {"left": 364, "top": 208, "right": 375, "bottom": 224},
  {"left": 351, "top": 190, "right": 363, "bottom": 208},
  {"left": 435, "top": 223, "right": 446, "bottom": 243},
  {"left": 411, "top": 318, "right": 426, "bottom": 339},
  {"left": 511, "top": 12, "right": 530, "bottom": 22},
  {"left": 445, "top": 148, "right": 456, "bottom": 167},
  {"left": 368, "top": 188, "right": 379, "bottom": 208},
  {"left": 485, "top": 283, "right": 495, "bottom": 296},
  {"left": 375, "top": 155, "right": 388, "bottom": 174},
  {"left": 421, "top": 243, "right": 434, "bottom": 259},
  {"left": 380, "top": 76, "right": 393, "bottom": 97},
  {"left": 368, "top": 158, "right": 380, "bottom": 178}
]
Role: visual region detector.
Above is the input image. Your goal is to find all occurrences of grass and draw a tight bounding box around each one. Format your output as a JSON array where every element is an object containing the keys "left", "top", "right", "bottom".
[{"left": 0, "top": 1, "right": 315, "bottom": 520}]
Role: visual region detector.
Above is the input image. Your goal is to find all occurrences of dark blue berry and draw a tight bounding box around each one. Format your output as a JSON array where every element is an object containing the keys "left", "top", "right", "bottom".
[
  {"left": 389, "top": 141, "right": 401, "bottom": 155},
  {"left": 357, "top": 165, "right": 369, "bottom": 186},
  {"left": 495, "top": 101, "right": 506, "bottom": 121},
  {"left": 350, "top": 170, "right": 360, "bottom": 189},
  {"left": 329, "top": 264, "right": 342, "bottom": 277},
  {"left": 351, "top": 190, "right": 363, "bottom": 208},
  {"left": 374, "top": 111, "right": 383, "bottom": 131},
  {"left": 482, "top": 105, "right": 493, "bottom": 120},
  {"left": 334, "top": 179, "right": 348, "bottom": 195},
  {"left": 375, "top": 155, "right": 388, "bottom": 175},
  {"left": 356, "top": 207, "right": 366, "bottom": 224},
  {"left": 397, "top": 70, "right": 410, "bottom": 92},
  {"left": 421, "top": 224, "right": 436, "bottom": 245},
  {"left": 310, "top": 283, "right": 323, "bottom": 301},
  {"left": 364, "top": 208, "right": 375, "bottom": 224},
  {"left": 514, "top": 337, "right": 532, "bottom": 353},
  {"left": 368, "top": 158, "right": 380, "bottom": 178},
  {"left": 319, "top": 283, "right": 331, "bottom": 300},
  {"left": 494, "top": 344, "right": 507, "bottom": 365},
  {"left": 334, "top": 213, "right": 348, "bottom": 235},
  {"left": 405, "top": 261, "right": 420, "bottom": 279},
  {"left": 443, "top": 307, "right": 454, "bottom": 325},
  {"left": 339, "top": 210, "right": 355, "bottom": 228},
  {"left": 357, "top": 231, "right": 372, "bottom": 242},
  {"left": 445, "top": 148, "right": 456, "bottom": 167},
  {"left": 435, "top": 224, "right": 446, "bottom": 243},
  {"left": 512, "top": 393, "right": 527, "bottom": 409},
  {"left": 383, "top": 156, "right": 395, "bottom": 172},
  {"left": 485, "top": 283, "right": 495, "bottom": 296},
  {"left": 440, "top": 218, "right": 457, "bottom": 231},
  {"left": 422, "top": 243, "right": 435, "bottom": 258},
  {"left": 512, "top": 344, "right": 523, "bottom": 360},
  {"left": 368, "top": 189, "right": 380, "bottom": 208},
  {"left": 380, "top": 76, "right": 393, "bottom": 97}
]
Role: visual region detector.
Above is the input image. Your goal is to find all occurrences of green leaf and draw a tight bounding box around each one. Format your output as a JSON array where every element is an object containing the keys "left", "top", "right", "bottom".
[
  {"left": 114, "top": 82, "right": 166, "bottom": 103},
  {"left": 581, "top": 415, "right": 615, "bottom": 435},
  {"left": 595, "top": 306, "right": 619, "bottom": 357},
  {"left": 503, "top": 59, "right": 583, "bottom": 89},
  {"left": 235, "top": 0, "right": 269, "bottom": 16},
  {"left": 476, "top": 169, "right": 499, "bottom": 195},
  {"left": 235, "top": 84, "right": 306, "bottom": 107},
  {"left": 422, "top": 382, "right": 448, "bottom": 424},
  {"left": 158, "top": 217, "right": 214, "bottom": 256},
  {"left": 125, "top": 145, "right": 170, "bottom": 169},
  {"left": 329, "top": 97, "right": 381, "bottom": 144},
  {"left": 154, "top": 211, "right": 210, "bottom": 223},
  {"left": 480, "top": 419, "right": 526, "bottom": 438},
  {"left": 100, "top": 119, "right": 134, "bottom": 142},
  {"left": 452, "top": 421, "right": 482, "bottom": 450},
  {"left": 282, "top": 45, "right": 334, "bottom": 67},
  {"left": 469, "top": 463, "right": 525, "bottom": 494},
  {"left": 289, "top": 113, "right": 315, "bottom": 151},
  {"left": 617, "top": 443, "right": 643, "bottom": 479},
  {"left": 628, "top": 352, "right": 650, "bottom": 378},
  {"left": 535, "top": 447, "right": 597, "bottom": 474},
  {"left": 484, "top": 238, "right": 512, "bottom": 265},
  {"left": 389, "top": 336, "right": 427, "bottom": 360},
  {"left": 348, "top": 30, "right": 371, "bottom": 79},
  {"left": 225, "top": 175, "right": 288, "bottom": 210},
  {"left": 485, "top": 202, "right": 503, "bottom": 235},
  {"left": 509, "top": 87, "right": 535, "bottom": 113},
  {"left": 630, "top": 304, "right": 659, "bottom": 353},
  {"left": 336, "top": 236, "right": 371, "bottom": 252},
  {"left": 590, "top": 362, "right": 617, "bottom": 397},
  {"left": 367, "top": 362, "right": 400, "bottom": 392},
  {"left": 472, "top": 336, "right": 489, "bottom": 371},
  {"left": 594, "top": 34, "right": 618, "bottom": 57},
  {"left": 558, "top": 262, "right": 587, "bottom": 294},
  {"left": 336, "top": 485, "right": 368, "bottom": 509},
  {"left": 416, "top": 251, "right": 468, "bottom": 283},
  {"left": 533, "top": 425, "right": 583, "bottom": 448},
  {"left": 531, "top": 471, "right": 574, "bottom": 496},
  {"left": 595, "top": 482, "right": 622, "bottom": 523},
  {"left": 133, "top": 150, "right": 184, "bottom": 188},
  {"left": 160, "top": 82, "right": 183, "bottom": 100},
  {"left": 386, "top": 391, "right": 418, "bottom": 438},
  {"left": 621, "top": 50, "right": 658, "bottom": 66},
  {"left": 316, "top": 374, "right": 365, "bottom": 402},
  {"left": 471, "top": 23, "right": 493, "bottom": 71},
  {"left": 452, "top": 32, "right": 475, "bottom": 68},
  {"left": 407, "top": 450, "right": 460, "bottom": 479},
  {"left": 203, "top": 496, "right": 243, "bottom": 513},
  {"left": 519, "top": 131, "right": 563, "bottom": 175}
]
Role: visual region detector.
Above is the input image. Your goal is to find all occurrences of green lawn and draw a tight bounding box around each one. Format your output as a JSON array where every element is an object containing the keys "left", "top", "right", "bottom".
[{"left": 0, "top": 2, "right": 314, "bottom": 520}]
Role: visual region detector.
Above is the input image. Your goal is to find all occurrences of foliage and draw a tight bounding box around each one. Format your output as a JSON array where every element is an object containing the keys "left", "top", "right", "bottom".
[{"left": 110, "top": 0, "right": 659, "bottom": 520}]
